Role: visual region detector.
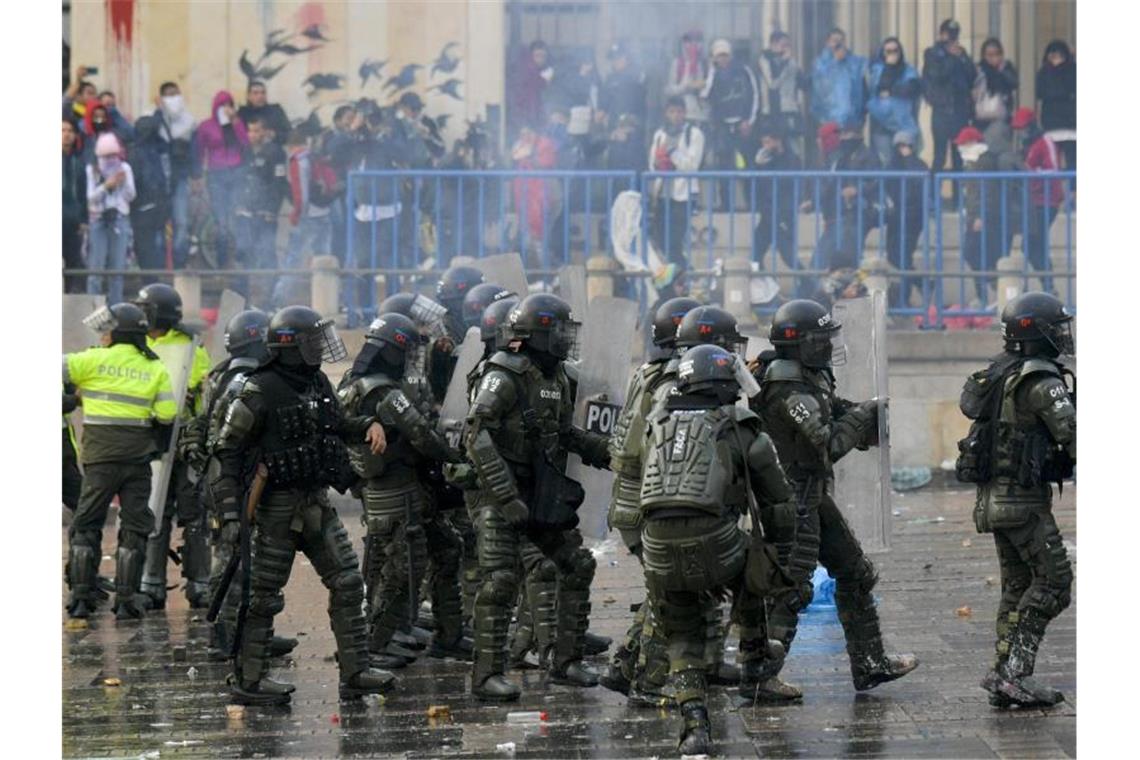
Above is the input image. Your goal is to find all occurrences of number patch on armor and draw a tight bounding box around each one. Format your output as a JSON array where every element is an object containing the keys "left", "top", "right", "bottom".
[
  {"left": 481, "top": 375, "right": 502, "bottom": 393},
  {"left": 392, "top": 393, "right": 411, "bottom": 414},
  {"left": 1053, "top": 398, "right": 1071, "bottom": 409},
  {"left": 672, "top": 427, "right": 688, "bottom": 457},
  {"left": 789, "top": 402, "right": 811, "bottom": 424},
  {"left": 1049, "top": 385, "right": 1067, "bottom": 399}
]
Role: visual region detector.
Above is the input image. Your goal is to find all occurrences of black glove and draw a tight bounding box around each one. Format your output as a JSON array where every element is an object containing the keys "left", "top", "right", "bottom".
[{"left": 500, "top": 498, "right": 529, "bottom": 528}]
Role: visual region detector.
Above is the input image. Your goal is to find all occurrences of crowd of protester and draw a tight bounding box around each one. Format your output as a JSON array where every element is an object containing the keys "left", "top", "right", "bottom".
[{"left": 62, "top": 19, "right": 1076, "bottom": 309}]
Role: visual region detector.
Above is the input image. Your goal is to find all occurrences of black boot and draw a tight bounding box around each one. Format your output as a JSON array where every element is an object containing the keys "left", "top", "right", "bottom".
[
  {"left": 66, "top": 542, "right": 99, "bottom": 620},
  {"left": 583, "top": 631, "right": 612, "bottom": 656},
  {"left": 428, "top": 633, "right": 474, "bottom": 661},
  {"left": 231, "top": 676, "right": 295, "bottom": 706},
  {"left": 599, "top": 646, "right": 634, "bottom": 695},
  {"left": 339, "top": 667, "right": 397, "bottom": 700},
  {"left": 269, "top": 636, "right": 299, "bottom": 658},
  {"left": 678, "top": 701, "right": 711, "bottom": 756},
  {"left": 112, "top": 536, "right": 146, "bottom": 621},
  {"left": 740, "top": 639, "right": 802, "bottom": 703},
  {"left": 837, "top": 585, "right": 919, "bottom": 691},
  {"left": 370, "top": 652, "right": 410, "bottom": 670},
  {"left": 473, "top": 674, "right": 521, "bottom": 702},
  {"left": 705, "top": 661, "right": 741, "bottom": 686},
  {"left": 548, "top": 658, "right": 599, "bottom": 688},
  {"left": 987, "top": 609, "right": 1064, "bottom": 708}
]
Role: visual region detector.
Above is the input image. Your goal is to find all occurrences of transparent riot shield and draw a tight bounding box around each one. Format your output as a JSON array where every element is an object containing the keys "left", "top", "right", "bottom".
[
  {"left": 566, "top": 296, "right": 639, "bottom": 539},
  {"left": 557, "top": 264, "right": 589, "bottom": 322},
  {"left": 830, "top": 292, "right": 891, "bottom": 553},
  {"left": 472, "top": 253, "right": 529, "bottom": 300},
  {"left": 63, "top": 294, "right": 105, "bottom": 353},
  {"left": 148, "top": 340, "right": 198, "bottom": 531},
  {"left": 204, "top": 289, "right": 246, "bottom": 365},
  {"left": 438, "top": 326, "right": 485, "bottom": 442}
]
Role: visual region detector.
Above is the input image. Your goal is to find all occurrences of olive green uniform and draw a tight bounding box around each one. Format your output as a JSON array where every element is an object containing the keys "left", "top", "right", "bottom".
[
  {"left": 961, "top": 356, "right": 1075, "bottom": 695},
  {"left": 752, "top": 358, "right": 894, "bottom": 684},
  {"left": 465, "top": 350, "right": 610, "bottom": 687},
  {"left": 639, "top": 401, "right": 794, "bottom": 706}
]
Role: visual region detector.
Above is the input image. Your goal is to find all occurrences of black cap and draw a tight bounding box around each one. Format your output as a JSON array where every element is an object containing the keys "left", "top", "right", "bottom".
[
  {"left": 940, "top": 19, "right": 960, "bottom": 39},
  {"left": 397, "top": 91, "right": 424, "bottom": 112}
]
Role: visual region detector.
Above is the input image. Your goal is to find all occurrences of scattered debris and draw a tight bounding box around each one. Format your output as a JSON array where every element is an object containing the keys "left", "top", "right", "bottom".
[
  {"left": 186, "top": 667, "right": 198, "bottom": 681},
  {"left": 609, "top": 560, "right": 619, "bottom": 567},
  {"left": 961, "top": 539, "right": 972, "bottom": 548},
  {"left": 226, "top": 705, "right": 246, "bottom": 720},
  {"left": 922, "top": 563, "right": 933, "bottom": 571},
  {"left": 362, "top": 694, "right": 386, "bottom": 707},
  {"left": 163, "top": 740, "right": 205, "bottom": 747},
  {"left": 603, "top": 596, "right": 617, "bottom": 604},
  {"left": 427, "top": 705, "right": 451, "bottom": 719},
  {"left": 330, "top": 713, "right": 341, "bottom": 725},
  {"left": 985, "top": 577, "right": 996, "bottom": 587},
  {"left": 65, "top": 619, "right": 88, "bottom": 631},
  {"left": 506, "top": 711, "right": 547, "bottom": 723},
  {"left": 891, "top": 467, "right": 932, "bottom": 492},
  {"left": 955, "top": 605, "right": 973, "bottom": 618},
  {"left": 172, "top": 646, "right": 187, "bottom": 662},
  {"left": 495, "top": 742, "right": 516, "bottom": 754},
  {"left": 102, "top": 677, "right": 122, "bottom": 687}
]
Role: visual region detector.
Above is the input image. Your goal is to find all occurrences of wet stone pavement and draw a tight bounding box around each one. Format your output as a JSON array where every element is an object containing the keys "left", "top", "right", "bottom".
[{"left": 62, "top": 485, "right": 1076, "bottom": 759}]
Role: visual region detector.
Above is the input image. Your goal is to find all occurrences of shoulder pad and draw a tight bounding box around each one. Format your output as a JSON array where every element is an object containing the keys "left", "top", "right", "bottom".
[
  {"left": 237, "top": 377, "right": 264, "bottom": 398},
  {"left": 1016, "top": 358, "right": 1063, "bottom": 381},
  {"left": 728, "top": 405, "right": 762, "bottom": 426},
  {"left": 488, "top": 350, "right": 531, "bottom": 374},
  {"left": 763, "top": 359, "right": 805, "bottom": 383},
  {"left": 355, "top": 374, "right": 398, "bottom": 399}
]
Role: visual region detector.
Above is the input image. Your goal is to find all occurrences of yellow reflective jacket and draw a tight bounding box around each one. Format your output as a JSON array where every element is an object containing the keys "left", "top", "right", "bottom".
[{"left": 149, "top": 329, "right": 212, "bottom": 417}]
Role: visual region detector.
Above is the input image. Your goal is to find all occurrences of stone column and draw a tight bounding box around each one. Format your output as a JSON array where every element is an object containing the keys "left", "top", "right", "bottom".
[
  {"left": 996, "top": 250, "right": 1026, "bottom": 315},
  {"left": 172, "top": 272, "right": 201, "bottom": 320},
  {"left": 586, "top": 256, "right": 617, "bottom": 302},
  {"left": 311, "top": 255, "right": 341, "bottom": 319},
  {"left": 722, "top": 255, "right": 757, "bottom": 331}
]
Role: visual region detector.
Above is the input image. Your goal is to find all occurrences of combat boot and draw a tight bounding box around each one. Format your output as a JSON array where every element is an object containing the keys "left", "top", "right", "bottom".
[
  {"left": 740, "top": 640, "right": 802, "bottom": 703},
  {"left": 66, "top": 542, "right": 99, "bottom": 620},
  {"left": 428, "top": 632, "right": 474, "bottom": 661},
  {"left": 677, "top": 701, "right": 711, "bottom": 756},
  {"left": 95, "top": 576, "right": 115, "bottom": 602},
  {"left": 473, "top": 674, "right": 521, "bottom": 702},
  {"left": 626, "top": 681, "right": 675, "bottom": 709},
  {"left": 231, "top": 676, "right": 295, "bottom": 706},
  {"left": 370, "top": 652, "right": 409, "bottom": 670},
  {"left": 584, "top": 631, "right": 612, "bottom": 656},
  {"left": 986, "top": 609, "right": 1064, "bottom": 708},
  {"left": 269, "top": 636, "right": 299, "bottom": 657},
  {"left": 706, "top": 661, "right": 741, "bottom": 685},
  {"left": 392, "top": 628, "right": 427, "bottom": 652},
  {"left": 548, "top": 658, "right": 599, "bottom": 688},
  {"left": 185, "top": 581, "right": 211, "bottom": 609},
  {"left": 599, "top": 646, "right": 635, "bottom": 695},
  {"left": 837, "top": 584, "right": 919, "bottom": 691},
  {"left": 339, "top": 667, "right": 397, "bottom": 700},
  {"left": 112, "top": 537, "right": 146, "bottom": 621}
]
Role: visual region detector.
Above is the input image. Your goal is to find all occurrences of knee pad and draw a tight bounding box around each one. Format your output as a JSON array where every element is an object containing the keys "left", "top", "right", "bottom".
[
  {"left": 480, "top": 570, "right": 518, "bottom": 607},
  {"left": 835, "top": 556, "right": 878, "bottom": 598},
  {"left": 249, "top": 590, "right": 286, "bottom": 617},
  {"left": 118, "top": 529, "right": 148, "bottom": 553},
  {"left": 564, "top": 547, "right": 596, "bottom": 588},
  {"left": 529, "top": 558, "right": 558, "bottom": 586},
  {"left": 331, "top": 569, "right": 365, "bottom": 608},
  {"left": 251, "top": 539, "right": 294, "bottom": 590}
]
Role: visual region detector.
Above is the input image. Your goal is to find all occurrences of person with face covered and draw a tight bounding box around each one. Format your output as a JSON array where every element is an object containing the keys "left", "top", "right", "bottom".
[
  {"left": 62, "top": 119, "right": 87, "bottom": 294},
  {"left": 1035, "top": 40, "right": 1076, "bottom": 181},
  {"left": 85, "top": 133, "right": 136, "bottom": 304},
  {"left": 152, "top": 82, "right": 197, "bottom": 268},
  {"left": 128, "top": 115, "right": 172, "bottom": 272},
  {"left": 702, "top": 38, "right": 759, "bottom": 211},
  {"left": 80, "top": 99, "right": 131, "bottom": 165},
  {"left": 973, "top": 39, "right": 1019, "bottom": 133},
  {"left": 923, "top": 20, "right": 977, "bottom": 183},
  {"left": 665, "top": 30, "right": 710, "bottom": 124},
  {"left": 866, "top": 37, "right": 921, "bottom": 166},
  {"left": 810, "top": 29, "right": 867, "bottom": 141},
  {"left": 956, "top": 125, "right": 1014, "bottom": 305},
  {"left": 884, "top": 132, "right": 928, "bottom": 307},
  {"left": 751, "top": 118, "right": 802, "bottom": 273},
  {"left": 194, "top": 91, "right": 249, "bottom": 272}
]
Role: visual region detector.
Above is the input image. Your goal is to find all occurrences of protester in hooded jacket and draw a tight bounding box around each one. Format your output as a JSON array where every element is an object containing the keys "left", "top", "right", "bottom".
[
  {"left": 62, "top": 119, "right": 88, "bottom": 294},
  {"left": 1035, "top": 40, "right": 1076, "bottom": 178},
  {"left": 85, "top": 133, "right": 136, "bottom": 304},
  {"left": 153, "top": 82, "right": 196, "bottom": 268},
  {"left": 866, "top": 37, "right": 921, "bottom": 166},
  {"left": 664, "top": 30, "right": 710, "bottom": 124},
  {"left": 756, "top": 32, "right": 808, "bottom": 152},
  {"left": 810, "top": 29, "right": 867, "bottom": 131},
  {"left": 956, "top": 126, "right": 1013, "bottom": 305},
  {"left": 972, "top": 38, "right": 1019, "bottom": 132},
  {"left": 923, "top": 20, "right": 977, "bottom": 179},
  {"left": 128, "top": 115, "right": 172, "bottom": 272},
  {"left": 194, "top": 90, "right": 249, "bottom": 270},
  {"left": 508, "top": 41, "right": 554, "bottom": 135},
  {"left": 702, "top": 38, "right": 759, "bottom": 210},
  {"left": 81, "top": 99, "right": 131, "bottom": 165},
  {"left": 1012, "top": 107, "right": 1066, "bottom": 294},
  {"left": 884, "top": 131, "right": 927, "bottom": 307},
  {"left": 750, "top": 118, "right": 802, "bottom": 272}
]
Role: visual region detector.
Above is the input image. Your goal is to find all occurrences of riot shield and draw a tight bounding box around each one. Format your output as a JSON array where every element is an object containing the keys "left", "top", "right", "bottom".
[
  {"left": 63, "top": 294, "right": 105, "bottom": 352},
  {"left": 204, "top": 289, "right": 246, "bottom": 365},
  {"left": 566, "top": 296, "right": 639, "bottom": 539},
  {"left": 148, "top": 340, "right": 198, "bottom": 532},
  {"left": 830, "top": 292, "right": 891, "bottom": 553},
  {"left": 472, "top": 253, "right": 529, "bottom": 300},
  {"left": 438, "top": 326, "right": 485, "bottom": 438},
  {"left": 557, "top": 264, "right": 589, "bottom": 321}
]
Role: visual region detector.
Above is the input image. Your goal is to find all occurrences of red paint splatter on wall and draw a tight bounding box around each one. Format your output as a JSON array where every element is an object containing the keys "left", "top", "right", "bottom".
[
  {"left": 107, "top": 0, "right": 134, "bottom": 47},
  {"left": 296, "top": 2, "right": 327, "bottom": 34}
]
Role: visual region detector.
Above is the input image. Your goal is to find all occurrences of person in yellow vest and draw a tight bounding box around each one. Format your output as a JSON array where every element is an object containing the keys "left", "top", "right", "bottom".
[
  {"left": 64, "top": 303, "right": 177, "bottom": 620},
  {"left": 134, "top": 283, "right": 214, "bottom": 610}
]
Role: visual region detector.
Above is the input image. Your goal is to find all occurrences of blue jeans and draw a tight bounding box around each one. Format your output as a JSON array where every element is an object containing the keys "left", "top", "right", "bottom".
[
  {"left": 170, "top": 179, "right": 191, "bottom": 268},
  {"left": 272, "top": 215, "right": 331, "bottom": 308},
  {"left": 87, "top": 213, "right": 132, "bottom": 304},
  {"left": 206, "top": 168, "right": 241, "bottom": 266}
]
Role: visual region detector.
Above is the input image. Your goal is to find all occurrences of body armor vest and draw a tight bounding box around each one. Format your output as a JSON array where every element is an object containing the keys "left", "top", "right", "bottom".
[
  {"left": 639, "top": 406, "right": 739, "bottom": 518},
  {"left": 992, "top": 360, "right": 1074, "bottom": 487},
  {"left": 205, "top": 357, "right": 260, "bottom": 450},
  {"left": 757, "top": 359, "right": 834, "bottom": 478},
  {"left": 483, "top": 352, "right": 572, "bottom": 471},
  {"left": 610, "top": 359, "right": 668, "bottom": 479},
  {"left": 339, "top": 374, "right": 415, "bottom": 481},
  {"left": 253, "top": 369, "right": 354, "bottom": 492}
]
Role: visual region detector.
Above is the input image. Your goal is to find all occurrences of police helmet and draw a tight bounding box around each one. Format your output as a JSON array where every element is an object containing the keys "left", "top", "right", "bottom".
[
  {"left": 436, "top": 265, "right": 485, "bottom": 310},
  {"left": 652, "top": 297, "right": 702, "bottom": 348},
  {"left": 462, "top": 283, "right": 511, "bottom": 330},
  {"left": 135, "top": 283, "right": 183, "bottom": 330},
  {"left": 267, "top": 305, "right": 347, "bottom": 366},
  {"left": 507, "top": 293, "right": 580, "bottom": 360},
  {"left": 365, "top": 312, "right": 424, "bottom": 370},
  {"left": 84, "top": 302, "right": 149, "bottom": 336},
  {"left": 1001, "top": 292, "right": 1074, "bottom": 357},
  {"left": 480, "top": 294, "right": 520, "bottom": 346},
  {"left": 676, "top": 344, "right": 739, "bottom": 395},
  {"left": 769, "top": 299, "right": 842, "bottom": 369},
  {"left": 676, "top": 306, "right": 746, "bottom": 353},
  {"left": 378, "top": 292, "right": 416, "bottom": 317},
  {"left": 223, "top": 309, "right": 269, "bottom": 359}
]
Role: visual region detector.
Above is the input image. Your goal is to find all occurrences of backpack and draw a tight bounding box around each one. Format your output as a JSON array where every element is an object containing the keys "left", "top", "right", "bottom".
[
  {"left": 954, "top": 355, "right": 1022, "bottom": 484},
  {"left": 308, "top": 152, "right": 341, "bottom": 209}
]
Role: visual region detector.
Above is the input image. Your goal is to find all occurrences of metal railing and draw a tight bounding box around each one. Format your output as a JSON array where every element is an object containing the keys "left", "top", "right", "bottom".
[{"left": 66, "top": 169, "right": 1075, "bottom": 330}]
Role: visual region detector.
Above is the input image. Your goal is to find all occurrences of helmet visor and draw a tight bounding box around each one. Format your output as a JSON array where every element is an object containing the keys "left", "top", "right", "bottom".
[
  {"left": 802, "top": 330, "right": 842, "bottom": 368},
  {"left": 410, "top": 294, "right": 448, "bottom": 339},
  {"left": 83, "top": 305, "right": 117, "bottom": 335},
  {"left": 552, "top": 320, "right": 582, "bottom": 360},
  {"left": 298, "top": 319, "right": 348, "bottom": 365},
  {"left": 1052, "top": 319, "right": 1075, "bottom": 356}
]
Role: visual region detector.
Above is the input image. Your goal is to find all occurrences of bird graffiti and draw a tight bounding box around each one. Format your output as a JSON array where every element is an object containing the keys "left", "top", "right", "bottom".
[
  {"left": 382, "top": 63, "right": 424, "bottom": 94},
  {"left": 428, "top": 78, "right": 463, "bottom": 101},
  {"left": 295, "top": 107, "right": 323, "bottom": 138},
  {"left": 434, "top": 113, "right": 452, "bottom": 132},
  {"left": 431, "top": 42, "right": 461, "bottom": 77},
  {"left": 239, "top": 50, "right": 289, "bottom": 82},
  {"left": 300, "top": 23, "right": 333, "bottom": 43},
  {"left": 358, "top": 58, "right": 388, "bottom": 89},
  {"left": 304, "top": 73, "right": 346, "bottom": 96},
  {"left": 266, "top": 40, "right": 324, "bottom": 57}
]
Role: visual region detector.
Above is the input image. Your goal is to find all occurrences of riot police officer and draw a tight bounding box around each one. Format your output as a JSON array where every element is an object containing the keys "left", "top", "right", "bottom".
[
  {"left": 640, "top": 343, "right": 795, "bottom": 755},
  {"left": 212, "top": 305, "right": 395, "bottom": 705},
  {"left": 601, "top": 295, "right": 700, "bottom": 700},
  {"left": 751, "top": 299, "right": 918, "bottom": 700},
  {"left": 193, "top": 310, "right": 298, "bottom": 661},
  {"left": 464, "top": 293, "right": 611, "bottom": 701},
  {"left": 135, "top": 283, "right": 214, "bottom": 610},
  {"left": 957, "top": 292, "right": 1074, "bottom": 708},
  {"left": 64, "top": 303, "right": 177, "bottom": 620},
  {"left": 339, "top": 313, "right": 471, "bottom": 667},
  {"left": 428, "top": 265, "right": 485, "bottom": 400}
]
